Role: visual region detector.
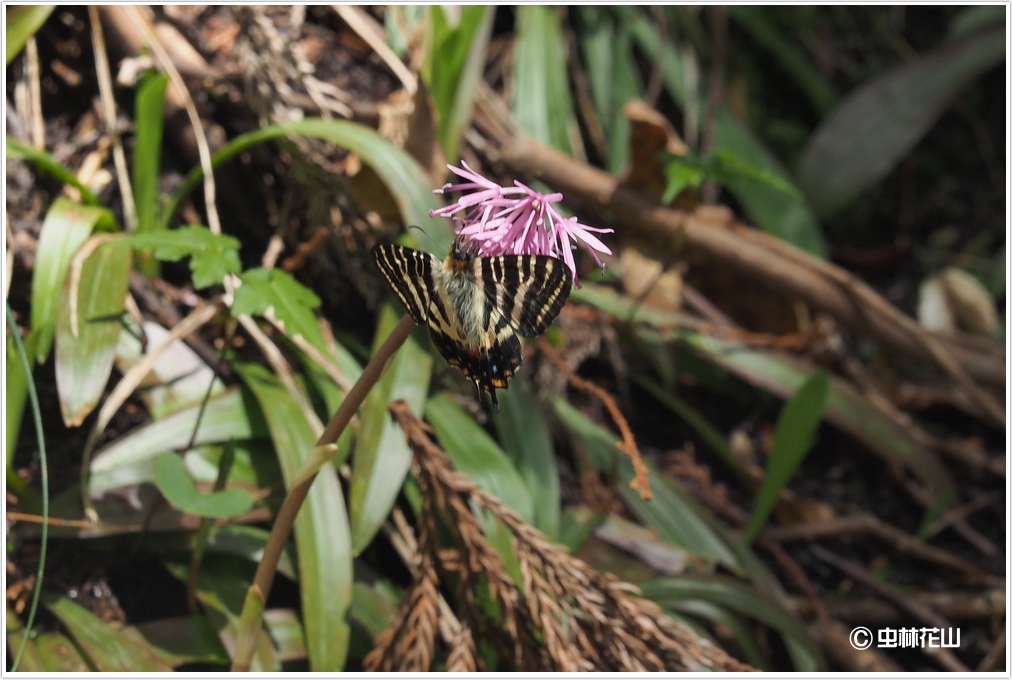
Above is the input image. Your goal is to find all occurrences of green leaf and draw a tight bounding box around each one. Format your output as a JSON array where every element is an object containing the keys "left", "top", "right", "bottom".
[
  {"left": 494, "top": 375, "right": 560, "bottom": 538},
  {"left": 120, "top": 225, "right": 241, "bottom": 289},
  {"left": 54, "top": 239, "right": 132, "bottom": 426},
  {"left": 7, "top": 607, "right": 89, "bottom": 672},
  {"left": 235, "top": 362, "right": 352, "bottom": 671},
  {"left": 151, "top": 452, "right": 255, "bottom": 519},
  {"left": 6, "top": 5, "right": 54, "bottom": 64},
  {"left": 797, "top": 28, "right": 1004, "bottom": 219},
  {"left": 30, "top": 198, "right": 114, "bottom": 362},
  {"left": 132, "top": 72, "right": 169, "bottom": 235},
  {"left": 350, "top": 305, "right": 432, "bottom": 552},
  {"left": 161, "top": 556, "right": 279, "bottom": 671},
  {"left": 233, "top": 267, "right": 325, "bottom": 351},
  {"left": 6, "top": 138, "right": 101, "bottom": 205},
  {"left": 44, "top": 594, "right": 174, "bottom": 671},
  {"left": 512, "top": 6, "right": 576, "bottom": 154},
  {"left": 744, "top": 370, "right": 829, "bottom": 542},
  {"left": 425, "top": 6, "right": 495, "bottom": 161},
  {"left": 426, "top": 392, "right": 534, "bottom": 523}
]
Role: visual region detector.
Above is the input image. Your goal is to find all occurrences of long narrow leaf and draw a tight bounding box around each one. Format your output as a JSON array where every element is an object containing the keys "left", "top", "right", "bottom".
[
  {"left": 30, "top": 198, "right": 113, "bottom": 362},
  {"left": 164, "top": 119, "right": 445, "bottom": 236},
  {"left": 5, "top": 6, "right": 54, "bottom": 64},
  {"left": 797, "top": 27, "right": 1004, "bottom": 219},
  {"left": 744, "top": 370, "right": 829, "bottom": 542},
  {"left": 132, "top": 72, "right": 169, "bottom": 236},
  {"left": 235, "top": 362, "right": 352, "bottom": 671},
  {"left": 6, "top": 138, "right": 101, "bottom": 205},
  {"left": 55, "top": 239, "right": 132, "bottom": 426},
  {"left": 512, "top": 6, "right": 576, "bottom": 154}
]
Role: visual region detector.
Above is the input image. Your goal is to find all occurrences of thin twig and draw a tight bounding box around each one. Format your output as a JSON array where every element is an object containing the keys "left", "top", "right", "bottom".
[{"left": 230, "top": 314, "right": 416, "bottom": 672}]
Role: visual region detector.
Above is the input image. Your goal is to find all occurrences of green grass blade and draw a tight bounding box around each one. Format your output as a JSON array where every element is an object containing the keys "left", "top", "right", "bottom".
[
  {"left": 7, "top": 304, "right": 48, "bottom": 672},
  {"left": 132, "top": 72, "right": 169, "bottom": 236},
  {"left": 426, "top": 392, "right": 534, "bottom": 523},
  {"left": 164, "top": 119, "right": 446, "bottom": 237},
  {"left": 426, "top": 6, "right": 495, "bottom": 161},
  {"left": 6, "top": 138, "right": 101, "bottom": 205},
  {"left": 494, "top": 375, "right": 560, "bottom": 538},
  {"left": 512, "top": 6, "right": 576, "bottom": 153},
  {"left": 744, "top": 370, "right": 829, "bottom": 543}
]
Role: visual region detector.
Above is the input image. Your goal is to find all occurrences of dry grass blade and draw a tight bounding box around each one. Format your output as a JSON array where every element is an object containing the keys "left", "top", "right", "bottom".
[{"left": 379, "top": 400, "right": 755, "bottom": 672}]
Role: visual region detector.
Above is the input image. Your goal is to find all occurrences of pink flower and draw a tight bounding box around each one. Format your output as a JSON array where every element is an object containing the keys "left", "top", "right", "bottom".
[{"left": 430, "top": 161, "right": 613, "bottom": 288}]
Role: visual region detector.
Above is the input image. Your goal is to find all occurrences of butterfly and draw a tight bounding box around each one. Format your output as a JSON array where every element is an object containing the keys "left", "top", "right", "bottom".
[{"left": 373, "top": 239, "right": 572, "bottom": 411}]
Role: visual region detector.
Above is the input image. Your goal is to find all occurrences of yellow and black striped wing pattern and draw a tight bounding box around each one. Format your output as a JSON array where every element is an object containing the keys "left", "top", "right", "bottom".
[{"left": 372, "top": 243, "right": 572, "bottom": 410}]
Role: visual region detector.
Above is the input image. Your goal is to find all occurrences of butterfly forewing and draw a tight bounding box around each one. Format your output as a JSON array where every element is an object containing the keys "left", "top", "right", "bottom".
[{"left": 372, "top": 244, "right": 438, "bottom": 325}]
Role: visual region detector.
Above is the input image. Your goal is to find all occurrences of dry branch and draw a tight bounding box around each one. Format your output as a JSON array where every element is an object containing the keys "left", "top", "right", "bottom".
[{"left": 493, "top": 137, "right": 1005, "bottom": 427}]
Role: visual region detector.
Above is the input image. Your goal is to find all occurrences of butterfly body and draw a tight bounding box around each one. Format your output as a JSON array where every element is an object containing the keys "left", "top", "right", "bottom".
[{"left": 373, "top": 240, "right": 572, "bottom": 411}]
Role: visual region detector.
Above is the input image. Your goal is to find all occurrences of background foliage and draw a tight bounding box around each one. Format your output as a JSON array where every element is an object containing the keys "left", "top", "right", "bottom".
[{"left": 5, "top": 5, "right": 1005, "bottom": 672}]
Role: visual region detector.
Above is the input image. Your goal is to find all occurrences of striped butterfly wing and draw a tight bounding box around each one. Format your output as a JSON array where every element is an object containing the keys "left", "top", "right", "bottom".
[
  {"left": 372, "top": 243, "right": 572, "bottom": 411},
  {"left": 372, "top": 243, "right": 439, "bottom": 326},
  {"left": 476, "top": 254, "right": 573, "bottom": 338}
]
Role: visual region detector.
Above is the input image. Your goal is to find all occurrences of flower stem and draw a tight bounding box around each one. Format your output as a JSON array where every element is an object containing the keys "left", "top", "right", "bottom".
[{"left": 231, "top": 313, "right": 416, "bottom": 671}]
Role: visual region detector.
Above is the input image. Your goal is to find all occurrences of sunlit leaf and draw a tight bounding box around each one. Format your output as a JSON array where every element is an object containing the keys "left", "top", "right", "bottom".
[
  {"left": 55, "top": 239, "right": 132, "bottom": 426},
  {"left": 233, "top": 268, "right": 324, "bottom": 348},
  {"left": 6, "top": 6, "right": 54, "bottom": 64},
  {"left": 133, "top": 72, "right": 169, "bottom": 236},
  {"left": 235, "top": 362, "right": 352, "bottom": 671},
  {"left": 426, "top": 392, "right": 534, "bottom": 523},
  {"left": 512, "top": 6, "right": 576, "bottom": 153},
  {"left": 89, "top": 388, "right": 269, "bottom": 496},
  {"left": 425, "top": 6, "right": 495, "bottom": 161},
  {"left": 30, "top": 199, "right": 114, "bottom": 362},
  {"left": 119, "top": 225, "right": 241, "bottom": 289}
]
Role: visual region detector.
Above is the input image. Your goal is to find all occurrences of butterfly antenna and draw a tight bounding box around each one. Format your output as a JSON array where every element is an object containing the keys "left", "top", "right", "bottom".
[{"left": 406, "top": 225, "right": 446, "bottom": 253}]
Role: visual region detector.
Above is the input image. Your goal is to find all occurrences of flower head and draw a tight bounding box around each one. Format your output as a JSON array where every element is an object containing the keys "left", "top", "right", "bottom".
[{"left": 430, "top": 161, "right": 613, "bottom": 288}]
